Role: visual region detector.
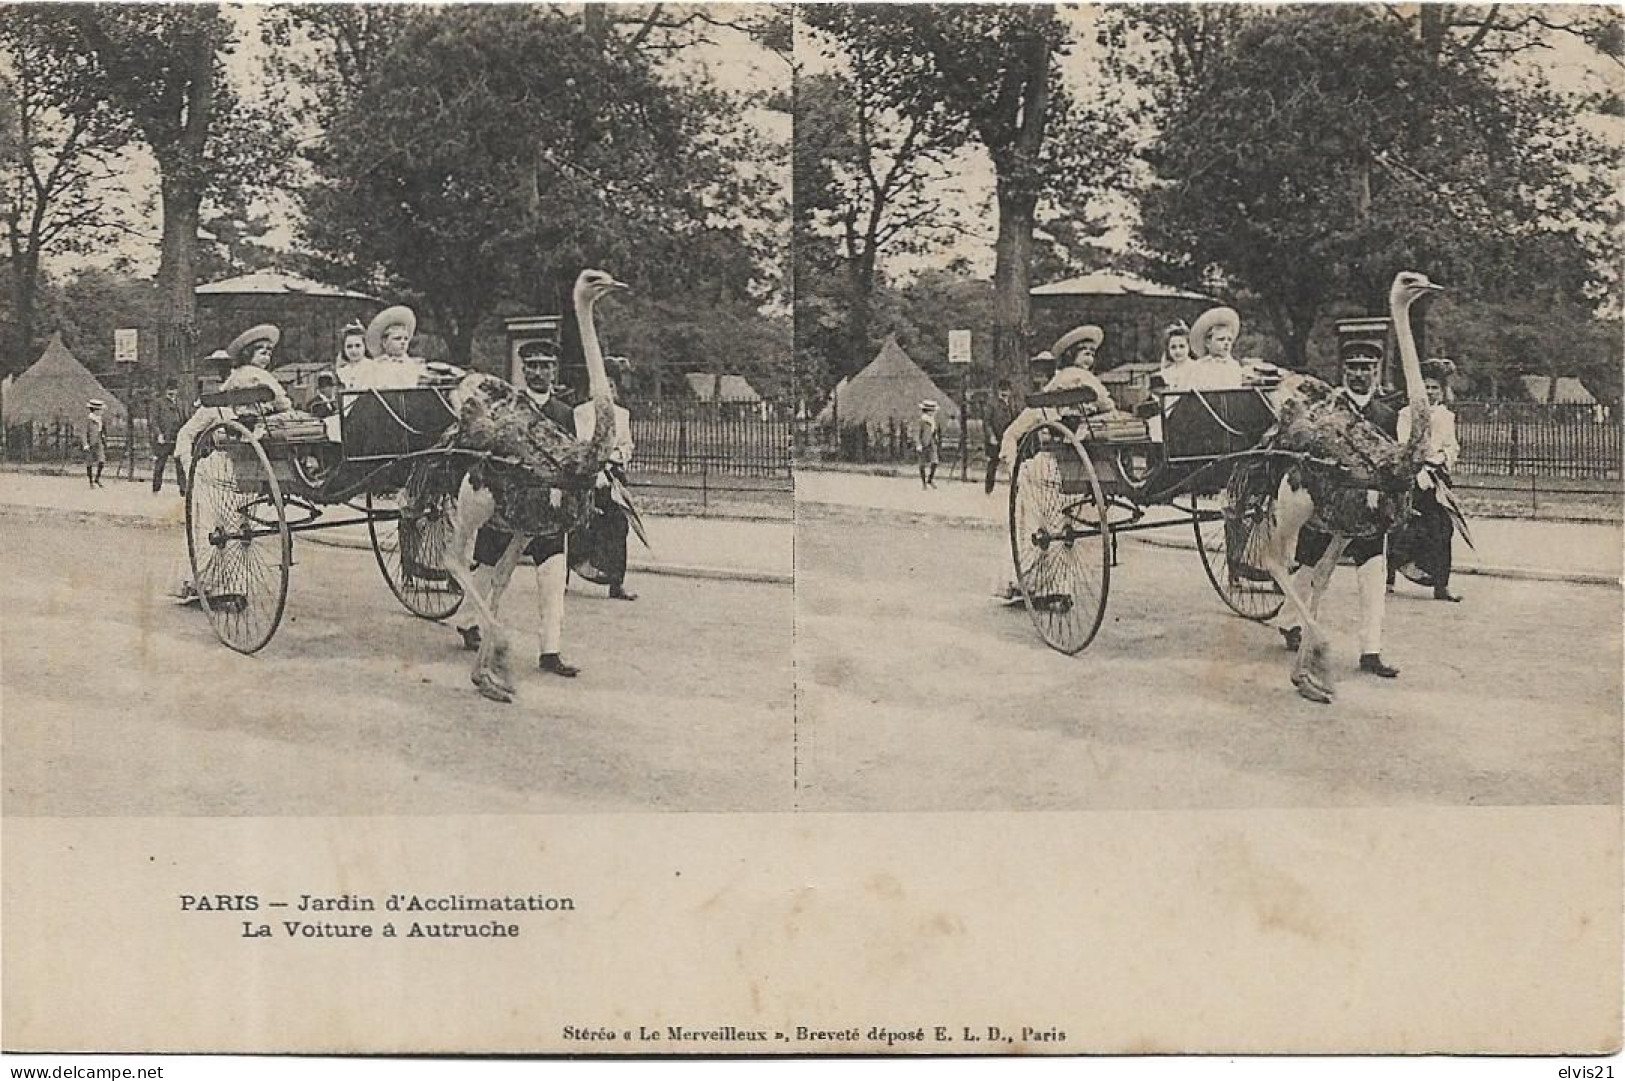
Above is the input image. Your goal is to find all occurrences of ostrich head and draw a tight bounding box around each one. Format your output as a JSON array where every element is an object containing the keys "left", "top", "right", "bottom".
[
  {"left": 1389, "top": 271, "right": 1444, "bottom": 310},
  {"left": 574, "top": 269, "right": 629, "bottom": 307}
]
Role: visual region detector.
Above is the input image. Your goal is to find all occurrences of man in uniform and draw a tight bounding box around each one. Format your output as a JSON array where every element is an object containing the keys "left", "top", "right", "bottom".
[
  {"left": 1278, "top": 346, "right": 1401, "bottom": 678},
  {"left": 455, "top": 344, "right": 581, "bottom": 677},
  {"left": 150, "top": 383, "right": 188, "bottom": 493}
]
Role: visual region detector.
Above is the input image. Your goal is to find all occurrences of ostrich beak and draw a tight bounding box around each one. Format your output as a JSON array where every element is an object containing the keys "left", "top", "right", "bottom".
[
  {"left": 609, "top": 278, "right": 630, "bottom": 292},
  {"left": 1421, "top": 280, "right": 1445, "bottom": 294}
]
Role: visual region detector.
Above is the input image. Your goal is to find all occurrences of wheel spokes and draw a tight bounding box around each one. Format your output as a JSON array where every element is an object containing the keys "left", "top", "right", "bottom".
[
  {"left": 186, "top": 430, "right": 289, "bottom": 653},
  {"left": 1011, "top": 433, "right": 1110, "bottom": 655},
  {"left": 1192, "top": 490, "right": 1284, "bottom": 621}
]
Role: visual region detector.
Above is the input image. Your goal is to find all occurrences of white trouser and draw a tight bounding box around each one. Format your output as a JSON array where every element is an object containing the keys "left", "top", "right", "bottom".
[
  {"left": 1282, "top": 545, "right": 1387, "bottom": 655},
  {"left": 534, "top": 547, "right": 566, "bottom": 656},
  {"left": 1354, "top": 553, "right": 1386, "bottom": 656},
  {"left": 460, "top": 540, "right": 567, "bottom": 655}
]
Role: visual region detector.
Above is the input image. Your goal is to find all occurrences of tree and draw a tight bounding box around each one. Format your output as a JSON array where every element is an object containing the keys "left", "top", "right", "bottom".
[
  {"left": 611, "top": 293, "right": 792, "bottom": 402},
  {"left": 53, "top": 267, "right": 158, "bottom": 374},
  {"left": 595, "top": 3, "right": 794, "bottom": 60},
  {"left": 4, "top": 6, "right": 292, "bottom": 356},
  {"left": 302, "top": 6, "right": 776, "bottom": 367},
  {"left": 195, "top": 200, "right": 280, "bottom": 283},
  {"left": 259, "top": 5, "right": 410, "bottom": 123},
  {"left": 1137, "top": 5, "right": 1613, "bottom": 367},
  {"left": 1096, "top": 4, "right": 1251, "bottom": 120},
  {"left": 803, "top": 5, "right": 1133, "bottom": 388},
  {"left": 1394, "top": 4, "right": 1625, "bottom": 68},
  {"left": 792, "top": 42, "right": 966, "bottom": 374},
  {"left": 0, "top": 24, "right": 129, "bottom": 373}
]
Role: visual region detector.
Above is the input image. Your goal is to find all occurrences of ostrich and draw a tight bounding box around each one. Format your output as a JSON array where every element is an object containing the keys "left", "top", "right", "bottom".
[
  {"left": 1234, "top": 270, "right": 1444, "bottom": 704},
  {"left": 441, "top": 268, "right": 628, "bottom": 702}
]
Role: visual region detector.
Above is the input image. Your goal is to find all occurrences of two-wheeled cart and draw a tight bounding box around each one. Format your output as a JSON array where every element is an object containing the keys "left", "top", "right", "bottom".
[
  {"left": 184, "top": 384, "right": 466, "bottom": 654},
  {"left": 1008, "top": 384, "right": 1292, "bottom": 654}
]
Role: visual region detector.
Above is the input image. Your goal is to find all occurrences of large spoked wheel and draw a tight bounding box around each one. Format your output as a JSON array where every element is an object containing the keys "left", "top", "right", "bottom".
[
  {"left": 367, "top": 462, "right": 463, "bottom": 620},
  {"left": 1008, "top": 421, "right": 1111, "bottom": 655},
  {"left": 185, "top": 421, "right": 292, "bottom": 654},
  {"left": 1191, "top": 490, "right": 1284, "bottom": 621}
]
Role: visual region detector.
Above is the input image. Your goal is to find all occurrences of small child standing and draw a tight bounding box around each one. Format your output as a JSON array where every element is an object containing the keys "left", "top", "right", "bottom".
[{"left": 82, "top": 399, "right": 107, "bottom": 488}]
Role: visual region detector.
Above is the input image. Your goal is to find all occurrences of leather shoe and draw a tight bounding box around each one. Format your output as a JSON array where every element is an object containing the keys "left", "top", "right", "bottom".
[
  {"left": 609, "top": 585, "right": 638, "bottom": 601},
  {"left": 1433, "top": 588, "right": 1463, "bottom": 603},
  {"left": 1359, "top": 653, "right": 1400, "bottom": 678},
  {"left": 458, "top": 626, "right": 482, "bottom": 651},
  {"left": 538, "top": 653, "right": 580, "bottom": 678},
  {"left": 1279, "top": 625, "right": 1302, "bottom": 652}
]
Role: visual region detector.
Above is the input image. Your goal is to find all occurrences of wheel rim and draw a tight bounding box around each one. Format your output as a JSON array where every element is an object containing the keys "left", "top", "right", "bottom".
[
  {"left": 1192, "top": 491, "right": 1284, "bottom": 621},
  {"left": 1009, "top": 425, "right": 1110, "bottom": 655},
  {"left": 185, "top": 423, "right": 290, "bottom": 654},
  {"left": 367, "top": 464, "right": 463, "bottom": 620}
]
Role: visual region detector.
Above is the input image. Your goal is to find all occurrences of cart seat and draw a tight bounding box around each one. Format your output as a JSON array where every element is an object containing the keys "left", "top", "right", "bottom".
[
  {"left": 199, "top": 386, "right": 278, "bottom": 410},
  {"left": 1026, "top": 386, "right": 1100, "bottom": 410},
  {"left": 1162, "top": 387, "right": 1277, "bottom": 461},
  {"left": 340, "top": 387, "right": 458, "bottom": 461}
]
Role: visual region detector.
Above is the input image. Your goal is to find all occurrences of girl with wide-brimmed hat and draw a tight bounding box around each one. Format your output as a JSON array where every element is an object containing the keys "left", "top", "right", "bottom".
[
  {"left": 345, "top": 306, "right": 429, "bottom": 390},
  {"left": 218, "top": 323, "right": 292, "bottom": 412},
  {"left": 1162, "top": 306, "right": 1249, "bottom": 391}
]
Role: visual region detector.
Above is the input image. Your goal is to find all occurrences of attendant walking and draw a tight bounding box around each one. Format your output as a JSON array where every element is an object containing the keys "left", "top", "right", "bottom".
[{"left": 150, "top": 383, "right": 188, "bottom": 493}]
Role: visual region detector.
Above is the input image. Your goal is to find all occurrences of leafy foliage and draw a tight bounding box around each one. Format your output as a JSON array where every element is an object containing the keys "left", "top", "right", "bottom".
[
  {"left": 1, "top": 4, "right": 292, "bottom": 339},
  {"left": 801, "top": 4, "right": 1133, "bottom": 386},
  {"left": 1135, "top": 5, "right": 1617, "bottom": 367},
  {"left": 0, "top": 18, "right": 132, "bottom": 371},
  {"left": 301, "top": 6, "right": 781, "bottom": 371}
]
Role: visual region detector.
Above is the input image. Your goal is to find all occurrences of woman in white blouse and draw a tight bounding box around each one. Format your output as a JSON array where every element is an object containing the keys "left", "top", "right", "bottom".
[{"left": 1389, "top": 359, "right": 1464, "bottom": 602}]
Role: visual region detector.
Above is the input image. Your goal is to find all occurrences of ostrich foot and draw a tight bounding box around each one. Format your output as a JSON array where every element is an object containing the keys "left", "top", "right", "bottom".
[
  {"left": 472, "top": 668, "right": 514, "bottom": 704},
  {"left": 1291, "top": 669, "right": 1334, "bottom": 704},
  {"left": 488, "top": 638, "right": 518, "bottom": 697},
  {"left": 1291, "top": 638, "right": 1336, "bottom": 704}
]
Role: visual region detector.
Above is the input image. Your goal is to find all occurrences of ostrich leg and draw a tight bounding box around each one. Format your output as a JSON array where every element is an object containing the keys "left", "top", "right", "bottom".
[
  {"left": 1257, "top": 475, "right": 1338, "bottom": 704},
  {"left": 1305, "top": 534, "right": 1351, "bottom": 622},
  {"left": 444, "top": 479, "right": 517, "bottom": 703},
  {"left": 480, "top": 534, "right": 529, "bottom": 700},
  {"left": 1300, "top": 535, "right": 1350, "bottom": 699}
]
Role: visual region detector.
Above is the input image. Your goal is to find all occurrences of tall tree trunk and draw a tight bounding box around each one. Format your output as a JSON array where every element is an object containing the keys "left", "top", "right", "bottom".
[
  {"left": 1285, "top": 309, "right": 1314, "bottom": 371},
  {"left": 845, "top": 245, "right": 877, "bottom": 376},
  {"left": 992, "top": 180, "right": 1038, "bottom": 388},
  {"left": 986, "top": 18, "right": 1053, "bottom": 390},
  {"left": 13, "top": 249, "right": 40, "bottom": 373},
  {"left": 156, "top": 169, "right": 202, "bottom": 324},
  {"left": 445, "top": 314, "right": 477, "bottom": 370},
  {"left": 152, "top": 17, "right": 220, "bottom": 378},
  {"left": 1265, "top": 300, "right": 1317, "bottom": 371}
]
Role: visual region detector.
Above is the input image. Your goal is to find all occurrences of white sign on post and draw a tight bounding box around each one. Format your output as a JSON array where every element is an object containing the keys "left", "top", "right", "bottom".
[
  {"left": 948, "top": 329, "right": 971, "bottom": 365},
  {"left": 114, "top": 329, "right": 138, "bottom": 364}
]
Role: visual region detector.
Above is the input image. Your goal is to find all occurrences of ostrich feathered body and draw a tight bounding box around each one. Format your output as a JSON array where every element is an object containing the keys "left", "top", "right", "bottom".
[
  {"left": 1235, "top": 372, "right": 1426, "bottom": 539},
  {"left": 442, "top": 373, "right": 618, "bottom": 537}
]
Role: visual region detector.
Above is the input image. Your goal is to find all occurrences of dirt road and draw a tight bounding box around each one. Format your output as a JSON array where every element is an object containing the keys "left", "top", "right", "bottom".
[
  {"left": 794, "top": 507, "right": 1621, "bottom": 811},
  {"left": 2, "top": 511, "right": 793, "bottom": 815}
]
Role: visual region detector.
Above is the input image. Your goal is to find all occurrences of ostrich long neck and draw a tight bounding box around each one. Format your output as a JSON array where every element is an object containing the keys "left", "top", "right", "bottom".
[
  {"left": 1391, "top": 289, "right": 1430, "bottom": 459},
  {"left": 575, "top": 284, "right": 616, "bottom": 461}
]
